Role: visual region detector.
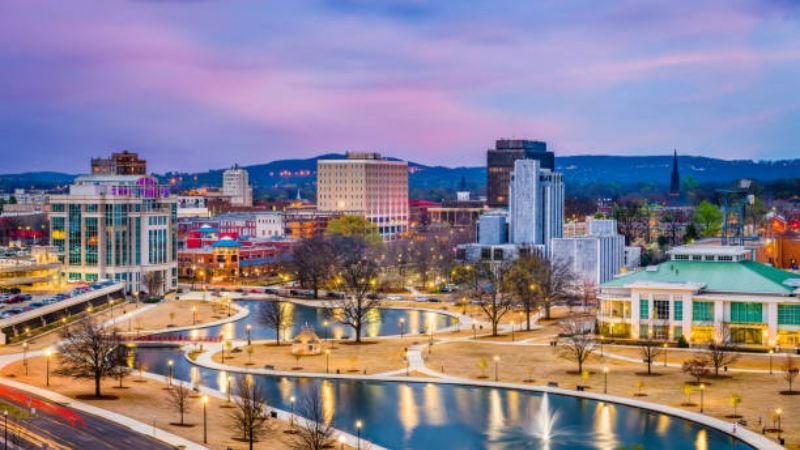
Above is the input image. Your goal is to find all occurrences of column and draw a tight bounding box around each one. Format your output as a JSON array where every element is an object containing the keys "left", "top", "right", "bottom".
[
  {"left": 767, "top": 302, "right": 778, "bottom": 346},
  {"left": 630, "top": 292, "right": 641, "bottom": 339},
  {"left": 714, "top": 301, "right": 725, "bottom": 341},
  {"left": 682, "top": 295, "right": 693, "bottom": 339}
]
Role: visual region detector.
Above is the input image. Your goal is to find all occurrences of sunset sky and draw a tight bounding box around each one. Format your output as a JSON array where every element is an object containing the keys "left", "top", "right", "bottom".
[{"left": 2, "top": 0, "right": 799, "bottom": 173}]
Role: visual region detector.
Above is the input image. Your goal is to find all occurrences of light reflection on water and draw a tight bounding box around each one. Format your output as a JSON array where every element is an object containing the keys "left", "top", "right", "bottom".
[{"left": 138, "top": 347, "right": 752, "bottom": 450}]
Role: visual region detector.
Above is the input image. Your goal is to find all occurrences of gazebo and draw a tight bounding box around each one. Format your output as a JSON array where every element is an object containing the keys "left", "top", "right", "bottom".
[{"left": 291, "top": 326, "right": 322, "bottom": 356}]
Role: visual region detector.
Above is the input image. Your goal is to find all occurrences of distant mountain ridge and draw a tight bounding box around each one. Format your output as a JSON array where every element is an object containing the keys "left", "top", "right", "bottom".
[{"left": 1, "top": 154, "right": 799, "bottom": 196}]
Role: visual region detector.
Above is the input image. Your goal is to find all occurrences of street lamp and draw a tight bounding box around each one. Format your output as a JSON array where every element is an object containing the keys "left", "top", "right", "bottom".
[
  {"left": 322, "top": 320, "right": 329, "bottom": 346},
  {"left": 290, "top": 396, "right": 296, "bottom": 428},
  {"left": 663, "top": 343, "right": 668, "bottom": 367},
  {"left": 769, "top": 350, "right": 774, "bottom": 375},
  {"left": 22, "top": 342, "right": 28, "bottom": 376},
  {"left": 356, "top": 420, "right": 363, "bottom": 450},
  {"left": 192, "top": 307, "right": 197, "bottom": 325},
  {"left": 399, "top": 318, "right": 405, "bottom": 339},
  {"left": 325, "top": 349, "right": 331, "bottom": 373},
  {"left": 603, "top": 366, "right": 609, "bottom": 394},
  {"left": 776, "top": 408, "right": 783, "bottom": 436},
  {"left": 167, "top": 359, "right": 174, "bottom": 386},
  {"left": 699, "top": 383, "right": 705, "bottom": 413},
  {"left": 226, "top": 376, "right": 232, "bottom": 404},
  {"left": 44, "top": 348, "right": 52, "bottom": 387},
  {"left": 494, "top": 356, "right": 500, "bottom": 382},
  {"left": 404, "top": 350, "right": 410, "bottom": 376},
  {"left": 600, "top": 336, "right": 604, "bottom": 357},
  {"left": 246, "top": 324, "right": 252, "bottom": 346},
  {"left": 202, "top": 395, "right": 208, "bottom": 444}
]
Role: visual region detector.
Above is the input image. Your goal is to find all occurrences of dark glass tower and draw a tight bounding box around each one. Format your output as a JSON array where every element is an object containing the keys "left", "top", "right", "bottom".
[{"left": 486, "top": 139, "right": 554, "bottom": 208}]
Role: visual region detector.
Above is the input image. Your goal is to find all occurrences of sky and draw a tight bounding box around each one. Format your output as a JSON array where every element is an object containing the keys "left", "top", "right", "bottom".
[{"left": 1, "top": 0, "right": 800, "bottom": 173}]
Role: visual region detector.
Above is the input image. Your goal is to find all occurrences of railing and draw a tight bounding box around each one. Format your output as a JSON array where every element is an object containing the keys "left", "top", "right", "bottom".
[{"left": 125, "top": 335, "right": 223, "bottom": 343}]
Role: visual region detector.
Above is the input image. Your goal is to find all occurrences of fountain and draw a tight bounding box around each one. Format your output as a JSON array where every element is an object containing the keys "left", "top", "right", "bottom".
[{"left": 530, "top": 393, "right": 558, "bottom": 443}]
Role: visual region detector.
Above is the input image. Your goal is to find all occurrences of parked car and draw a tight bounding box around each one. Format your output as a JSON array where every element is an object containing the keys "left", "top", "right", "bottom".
[
  {"left": 28, "top": 302, "right": 45, "bottom": 309},
  {"left": 18, "top": 294, "right": 32, "bottom": 301},
  {"left": 414, "top": 296, "right": 429, "bottom": 302},
  {"left": 366, "top": 293, "right": 381, "bottom": 300},
  {"left": 41, "top": 298, "right": 58, "bottom": 305},
  {"left": 427, "top": 297, "right": 442, "bottom": 303},
  {"left": 326, "top": 292, "right": 345, "bottom": 299}
]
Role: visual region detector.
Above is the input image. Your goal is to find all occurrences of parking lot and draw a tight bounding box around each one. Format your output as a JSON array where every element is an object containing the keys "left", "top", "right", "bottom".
[{"left": 0, "top": 280, "right": 117, "bottom": 319}]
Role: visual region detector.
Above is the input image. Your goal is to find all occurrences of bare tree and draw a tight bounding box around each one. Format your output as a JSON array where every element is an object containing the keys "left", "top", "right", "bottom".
[
  {"left": 558, "top": 320, "right": 597, "bottom": 374},
  {"left": 257, "top": 301, "right": 293, "bottom": 346},
  {"left": 330, "top": 236, "right": 382, "bottom": 343},
  {"left": 292, "top": 385, "right": 335, "bottom": 450},
  {"left": 289, "top": 236, "right": 335, "bottom": 298},
  {"left": 531, "top": 255, "right": 575, "bottom": 321},
  {"left": 580, "top": 279, "right": 598, "bottom": 311},
  {"left": 682, "top": 357, "right": 710, "bottom": 384},
  {"left": 503, "top": 256, "right": 538, "bottom": 330},
  {"left": 166, "top": 382, "right": 192, "bottom": 426},
  {"left": 455, "top": 261, "right": 514, "bottom": 336},
  {"left": 639, "top": 341, "right": 665, "bottom": 375},
  {"left": 704, "top": 332, "right": 739, "bottom": 376},
  {"left": 230, "top": 376, "right": 271, "bottom": 450},
  {"left": 782, "top": 355, "right": 799, "bottom": 394},
  {"left": 55, "top": 318, "right": 129, "bottom": 397},
  {"left": 144, "top": 271, "right": 164, "bottom": 298}
]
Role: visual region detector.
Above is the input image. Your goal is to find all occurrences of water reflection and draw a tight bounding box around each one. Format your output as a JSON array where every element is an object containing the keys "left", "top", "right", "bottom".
[{"left": 136, "top": 348, "right": 752, "bottom": 450}]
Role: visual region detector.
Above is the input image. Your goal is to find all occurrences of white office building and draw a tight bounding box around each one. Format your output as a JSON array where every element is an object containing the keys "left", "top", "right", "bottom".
[
  {"left": 551, "top": 219, "right": 625, "bottom": 285},
  {"left": 509, "top": 159, "right": 564, "bottom": 249},
  {"left": 255, "top": 212, "right": 285, "bottom": 238},
  {"left": 48, "top": 175, "right": 177, "bottom": 294},
  {"left": 223, "top": 165, "right": 253, "bottom": 207}
]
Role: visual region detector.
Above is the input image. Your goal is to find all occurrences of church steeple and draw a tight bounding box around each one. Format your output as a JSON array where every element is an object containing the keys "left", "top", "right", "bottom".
[{"left": 669, "top": 149, "right": 680, "bottom": 196}]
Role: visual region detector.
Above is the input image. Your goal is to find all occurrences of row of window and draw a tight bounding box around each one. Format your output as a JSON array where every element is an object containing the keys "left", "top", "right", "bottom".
[{"left": 636, "top": 300, "right": 800, "bottom": 325}]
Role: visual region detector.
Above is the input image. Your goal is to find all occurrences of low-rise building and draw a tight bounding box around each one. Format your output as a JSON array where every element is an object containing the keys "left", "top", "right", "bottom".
[
  {"left": 598, "top": 245, "right": 800, "bottom": 347},
  {"left": 551, "top": 219, "right": 625, "bottom": 285}
]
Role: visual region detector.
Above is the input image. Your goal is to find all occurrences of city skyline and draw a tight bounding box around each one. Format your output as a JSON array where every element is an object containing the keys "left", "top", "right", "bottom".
[{"left": 3, "top": 1, "right": 800, "bottom": 173}]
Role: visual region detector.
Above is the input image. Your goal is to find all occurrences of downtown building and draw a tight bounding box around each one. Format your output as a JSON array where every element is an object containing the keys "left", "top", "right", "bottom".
[
  {"left": 487, "top": 139, "right": 554, "bottom": 208},
  {"left": 48, "top": 174, "right": 178, "bottom": 294},
  {"left": 223, "top": 165, "right": 253, "bottom": 207},
  {"left": 317, "top": 152, "right": 408, "bottom": 239},
  {"left": 550, "top": 219, "right": 629, "bottom": 286},
  {"left": 598, "top": 245, "right": 800, "bottom": 347}
]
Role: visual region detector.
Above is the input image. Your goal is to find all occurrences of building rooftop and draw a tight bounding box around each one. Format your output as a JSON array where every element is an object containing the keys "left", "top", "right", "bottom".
[
  {"left": 603, "top": 259, "right": 800, "bottom": 295},
  {"left": 211, "top": 237, "right": 241, "bottom": 248}
]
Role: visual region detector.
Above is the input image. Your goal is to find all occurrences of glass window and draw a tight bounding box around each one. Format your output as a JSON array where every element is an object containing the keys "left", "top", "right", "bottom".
[
  {"left": 674, "top": 326, "right": 683, "bottom": 339},
  {"left": 730, "top": 302, "right": 763, "bottom": 323},
  {"left": 654, "top": 300, "right": 670, "bottom": 320},
  {"left": 639, "top": 299, "right": 649, "bottom": 320},
  {"left": 674, "top": 301, "right": 683, "bottom": 321},
  {"left": 778, "top": 305, "right": 800, "bottom": 326},
  {"left": 693, "top": 301, "right": 714, "bottom": 321},
  {"left": 639, "top": 324, "right": 649, "bottom": 339}
]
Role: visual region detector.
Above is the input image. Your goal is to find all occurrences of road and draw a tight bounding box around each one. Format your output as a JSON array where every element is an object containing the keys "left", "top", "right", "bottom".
[{"left": 0, "top": 384, "right": 173, "bottom": 450}]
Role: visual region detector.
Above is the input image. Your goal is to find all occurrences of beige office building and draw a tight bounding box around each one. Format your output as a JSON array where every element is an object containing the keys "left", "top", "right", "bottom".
[{"left": 317, "top": 152, "right": 408, "bottom": 239}]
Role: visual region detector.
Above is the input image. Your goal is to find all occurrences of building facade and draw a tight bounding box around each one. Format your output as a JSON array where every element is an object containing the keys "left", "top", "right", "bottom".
[
  {"left": 317, "top": 152, "right": 408, "bottom": 239},
  {"left": 487, "top": 139, "right": 554, "bottom": 208},
  {"left": 223, "top": 166, "right": 253, "bottom": 207},
  {"left": 91, "top": 151, "right": 147, "bottom": 176},
  {"left": 509, "top": 159, "right": 564, "bottom": 249},
  {"left": 551, "top": 219, "right": 625, "bottom": 286},
  {"left": 598, "top": 245, "right": 800, "bottom": 347},
  {"left": 48, "top": 175, "right": 177, "bottom": 294}
]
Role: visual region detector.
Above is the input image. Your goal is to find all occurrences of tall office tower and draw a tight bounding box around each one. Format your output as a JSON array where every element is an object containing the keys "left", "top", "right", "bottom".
[
  {"left": 91, "top": 150, "right": 147, "bottom": 176},
  {"left": 317, "top": 152, "right": 408, "bottom": 239},
  {"left": 508, "top": 159, "right": 564, "bottom": 248},
  {"left": 487, "top": 139, "right": 554, "bottom": 208},
  {"left": 223, "top": 165, "right": 253, "bottom": 207},
  {"left": 48, "top": 174, "right": 178, "bottom": 294}
]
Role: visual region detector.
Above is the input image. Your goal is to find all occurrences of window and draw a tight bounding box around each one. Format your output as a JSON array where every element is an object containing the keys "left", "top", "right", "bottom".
[
  {"left": 639, "top": 299, "right": 649, "bottom": 320},
  {"left": 639, "top": 325, "right": 649, "bottom": 339},
  {"left": 653, "top": 300, "right": 670, "bottom": 320},
  {"left": 730, "top": 302, "right": 763, "bottom": 323},
  {"left": 674, "top": 326, "right": 683, "bottom": 339},
  {"left": 674, "top": 301, "right": 683, "bottom": 321},
  {"left": 778, "top": 305, "right": 800, "bottom": 326},
  {"left": 693, "top": 301, "right": 714, "bottom": 321}
]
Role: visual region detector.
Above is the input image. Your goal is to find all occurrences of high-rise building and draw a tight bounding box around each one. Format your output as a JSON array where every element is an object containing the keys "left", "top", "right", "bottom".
[
  {"left": 223, "top": 165, "right": 253, "bottom": 207},
  {"left": 487, "top": 139, "right": 554, "bottom": 208},
  {"left": 91, "top": 151, "right": 147, "bottom": 176},
  {"left": 551, "top": 219, "right": 625, "bottom": 285},
  {"left": 48, "top": 174, "right": 177, "bottom": 294},
  {"left": 317, "top": 152, "right": 408, "bottom": 239},
  {"left": 509, "top": 159, "right": 563, "bottom": 249}
]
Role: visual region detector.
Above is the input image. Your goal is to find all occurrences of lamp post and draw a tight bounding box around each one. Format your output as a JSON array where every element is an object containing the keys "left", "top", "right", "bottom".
[
  {"left": 699, "top": 383, "right": 705, "bottom": 413},
  {"left": 603, "top": 366, "right": 609, "bottom": 394},
  {"left": 494, "top": 355, "right": 500, "bottom": 382},
  {"left": 167, "top": 359, "right": 174, "bottom": 386},
  {"left": 22, "top": 342, "right": 28, "bottom": 376},
  {"left": 44, "top": 348, "right": 52, "bottom": 387},
  {"left": 776, "top": 408, "right": 783, "bottom": 436},
  {"left": 192, "top": 307, "right": 197, "bottom": 326},
  {"left": 325, "top": 349, "right": 331, "bottom": 373},
  {"left": 356, "top": 420, "right": 363, "bottom": 450},
  {"left": 405, "top": 350, "right": 410, "bottom": 376},
  {"left": 221, "top": 342, "right": 226, "bottom": 364},
  {"left": 290, "top": 396, "right": 296, "bottom": 428},
  {"left": 399, "top": 318, "right": 405, "bottom": 339},
  {"left": 769, "top": 350, "right": 774, "bottom": 375},
  {"left": 246, "top": 324, "right": 252, "bottom": 346},
  {"left": 322, "top": 320, "right": 329, "bottom": 346},
  {"left": 202, "top": 395, "right": 208, "bottom": 444},
  {"left": 663, "top": 343, "right": 668, "bottom": 367},
  {"left": 600, "top": 336, "right": 604, "bottom": 357},
  {"left": 226, "top": 376, "right": 232, "bottom": 404}
]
